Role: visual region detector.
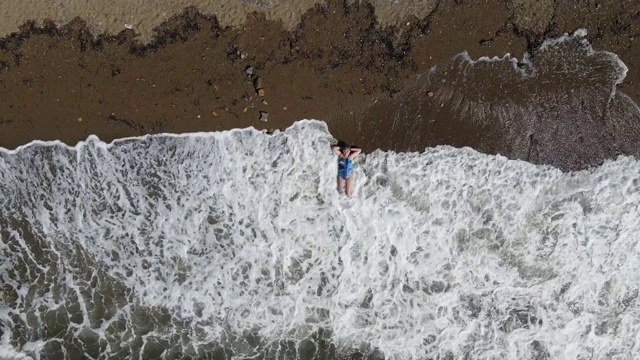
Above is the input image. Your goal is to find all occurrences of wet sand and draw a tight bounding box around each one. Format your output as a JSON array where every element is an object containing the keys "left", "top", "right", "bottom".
[{"left": 0, "top": 0, "right": 639, "bottom": 171}]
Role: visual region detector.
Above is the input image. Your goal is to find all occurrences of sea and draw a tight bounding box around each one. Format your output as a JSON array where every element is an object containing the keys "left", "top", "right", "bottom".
[{"left": 1, "top": 31, "right": 640, "bottom": 360}]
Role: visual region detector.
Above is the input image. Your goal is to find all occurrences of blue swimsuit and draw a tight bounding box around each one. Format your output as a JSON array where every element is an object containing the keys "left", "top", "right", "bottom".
[{"left": 338, "top": 157, "right": 353, "bottom": 180}]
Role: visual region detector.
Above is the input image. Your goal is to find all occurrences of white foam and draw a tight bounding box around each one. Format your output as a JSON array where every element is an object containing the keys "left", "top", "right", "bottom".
[
  {"left": 539, "top": 28, "right": 588, "bottom": 51},
  {"left": 435, "top": 28, "right": 628, "bottom": 86},
  {"left": 0, "top": 345, "right": 33, "bottom": 360},
  {"left": 1, "top": 120, "right": 640, "bottom": 359},
  {"left": 537, "top": 28, "right": 629, "bottom": 87}
]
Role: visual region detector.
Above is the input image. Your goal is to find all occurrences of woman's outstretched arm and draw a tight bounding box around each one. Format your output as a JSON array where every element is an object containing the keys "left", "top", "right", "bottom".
[{"left": 348, "top": 147, "right": 362, "bottom": 159}]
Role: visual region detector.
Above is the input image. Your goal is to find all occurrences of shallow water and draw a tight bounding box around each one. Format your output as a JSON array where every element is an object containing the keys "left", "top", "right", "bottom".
[
  {"left": 1, "top": 120, "right": 639, "bottom": 359},
  {"left": 350, "top": 30, "right": 640, "bottom": 171}
]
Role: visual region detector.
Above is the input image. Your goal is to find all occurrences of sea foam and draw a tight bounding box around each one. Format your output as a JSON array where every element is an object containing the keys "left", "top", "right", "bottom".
[{"left": 1, "top": 120, "right": 640, "bottom": 359}]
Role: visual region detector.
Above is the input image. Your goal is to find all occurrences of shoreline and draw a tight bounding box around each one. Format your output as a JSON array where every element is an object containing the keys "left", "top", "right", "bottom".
[{"left": 0, "top": 0, "right": 639, "bottom": 171}]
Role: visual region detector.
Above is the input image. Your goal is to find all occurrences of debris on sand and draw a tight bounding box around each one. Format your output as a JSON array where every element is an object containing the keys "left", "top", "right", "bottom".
[
  {"left": 259, "top": 111, "right": 268, "bottom": 122},
  {"left": 427, "top": 91, "right": 434, "bottom": 97},
  {"left": 254, "top": 77, "right": 265, "bottom": 96}
]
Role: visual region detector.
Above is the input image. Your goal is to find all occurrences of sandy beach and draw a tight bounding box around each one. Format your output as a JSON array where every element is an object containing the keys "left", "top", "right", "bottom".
[
  {"left": 0, "top": 0, "right": 639, "bottom": 170},
  {"left": 4, "top": 2, "right": 640, "bottom": 359}
]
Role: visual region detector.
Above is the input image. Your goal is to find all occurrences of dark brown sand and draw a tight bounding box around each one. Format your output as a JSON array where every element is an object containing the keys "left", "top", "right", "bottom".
[{"left": 0, "top": 0, "right": 639, "bottom": 171}]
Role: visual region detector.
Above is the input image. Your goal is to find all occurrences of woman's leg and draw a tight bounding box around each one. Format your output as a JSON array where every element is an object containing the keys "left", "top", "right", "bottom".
[
  {"left": 345, "top": 175, "right": 355, "bottom": 198},
  {"left": 337, "top": 177, "right": 346, "bottom": 194}
]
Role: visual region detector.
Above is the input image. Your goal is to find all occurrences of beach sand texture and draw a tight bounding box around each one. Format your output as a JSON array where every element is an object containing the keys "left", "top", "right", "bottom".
[
  {"left": 0, "top": 0, "right": 639, "bottom": 171},
  {"left": 0, "top": 0, "right": 446, "bottom": 42},
  {"left": 0, "top": 0, "right": 564, "bottom": 45}
]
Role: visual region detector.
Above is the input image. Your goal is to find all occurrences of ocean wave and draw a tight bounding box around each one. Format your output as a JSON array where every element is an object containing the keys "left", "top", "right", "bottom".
[
  {"left": 1, "top": 120, "right": 639, "bottom": 359},
  {"left": 348, "top": 29, "right": 640, "bottom": 172}
]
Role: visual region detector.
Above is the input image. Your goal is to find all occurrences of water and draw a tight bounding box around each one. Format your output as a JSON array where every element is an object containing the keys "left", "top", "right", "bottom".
[
  {"left": 348, "top": 30, "right": 640, "bottom": 171},
  {"left": 3, "top": 29, "right": 640, "bottom": 360},
  {"left": 1, "top": 120, "right": 640, "bottom": 360}
]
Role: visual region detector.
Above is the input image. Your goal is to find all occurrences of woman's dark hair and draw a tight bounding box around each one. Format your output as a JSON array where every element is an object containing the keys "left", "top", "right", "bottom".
[{"left": 335, "top": 140, "right": 357, "bottom": 153}]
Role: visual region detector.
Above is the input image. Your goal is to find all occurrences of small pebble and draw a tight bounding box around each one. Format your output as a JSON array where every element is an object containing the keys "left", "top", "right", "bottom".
[
  {"left": 427, "top": 91, "right": 434, "bottom": 97},
  {"left": 212, "top": 111, "right": 218, "bottom": 117},
  {"left": 253, "top": 77, "right": 263, "bottom": 90}
]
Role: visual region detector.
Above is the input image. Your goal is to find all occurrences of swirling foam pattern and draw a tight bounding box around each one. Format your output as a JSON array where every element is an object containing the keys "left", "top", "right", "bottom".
[{"left": 1, "top": 120, "right": 639, "bottom": 359}]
